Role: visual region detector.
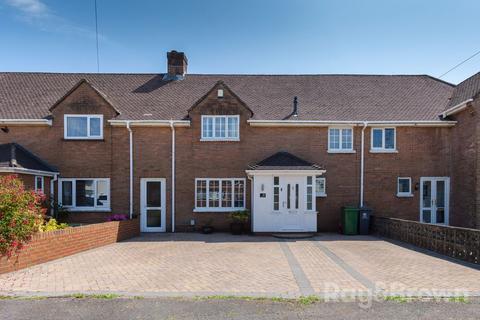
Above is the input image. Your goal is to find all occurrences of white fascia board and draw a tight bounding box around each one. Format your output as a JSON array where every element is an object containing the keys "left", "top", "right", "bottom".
[
  {"left": 109, "top": 120, "right": 191, "bottom": 127},
  {"left": 440, "top": 99, "right": 474, "bottom": 118},
  {"left": 0, "top": 167, "right": 59, "bottom": 177},
  {"left": 245, "top": 169, "right": 326, "bottom": 176},
  {"left": 247, "top": 120, "right": 456, "bottom": 127},
  {"left": 0, "top": 119, "right": 52, "bottom": 126}
]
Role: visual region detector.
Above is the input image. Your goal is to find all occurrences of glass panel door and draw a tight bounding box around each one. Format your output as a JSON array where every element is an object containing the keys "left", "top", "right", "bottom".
[
  {"left": 435, "top": 180, "right": 446, "bottom": 224},
  {"left": 420, "top": 177, "right": 449, "bottom": 225},
  {"left": 421, "top": 180, "right": 432, "bottom": 223},
  {"left": 141, "top": 178, "right": 166, "bottom": 232}
]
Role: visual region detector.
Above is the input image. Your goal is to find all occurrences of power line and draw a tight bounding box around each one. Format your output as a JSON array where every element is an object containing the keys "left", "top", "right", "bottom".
[
  {"left": 438, "top": 48, "right": 480, "bottom": 79},
  {"left": 94, "top": 0, "right": 100, "bottom": 73}
]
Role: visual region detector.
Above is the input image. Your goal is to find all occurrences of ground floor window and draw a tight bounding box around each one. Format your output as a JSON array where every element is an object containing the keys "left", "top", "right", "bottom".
[
  {"left": 34, "top": 176, "right": 44, "bottom": 193},
  {"left": 59, "top": 178, "right": 110, "bottom": 210},
  {"left": 397, "top": 177, "right": 412, "bottom": 197},
  {"left": 315, "top": 176, "right": 326, "bottom": 197},
  {"left": 195, "top": 178, "right": 245, "bottom": 211}
]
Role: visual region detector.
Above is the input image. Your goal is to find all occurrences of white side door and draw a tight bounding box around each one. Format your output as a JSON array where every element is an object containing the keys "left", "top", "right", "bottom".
[
  {"left": 140, "top": 178, "right": 166, "bottom": 232},
  {"left": 420, "top": 177, "right": 450, "bottom": 225}
]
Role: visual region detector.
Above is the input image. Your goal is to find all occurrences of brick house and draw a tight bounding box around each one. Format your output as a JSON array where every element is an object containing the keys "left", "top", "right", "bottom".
[{"left": 1, "top": 51, "right": 479, "bottom": 232}]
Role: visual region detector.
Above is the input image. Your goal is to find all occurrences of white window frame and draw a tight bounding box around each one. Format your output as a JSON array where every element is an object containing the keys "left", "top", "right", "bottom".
[
  {"left": 397, "top": 177, "right": 413, "bottom": 197},
  {"left": 200, "top": 115, "right": 240, "bottom": 141},
  {"left": 370, "top": 127, "right": 397, "bottom": 152},
  {"left": 327, "top": 127, "right": 355, "bottom": 153},
  {"left": 64, "top": 114, "right": 104, "bottom": 140},
  {"left": 58, "top": 178, "right": 111, "bottom": 211},
  {"left": 34, "top": 176, "right": 44, "bottom": 193},
  {"left": 315, "top": 176, "right": 327, "bottom": 197},
  {"left": 194, "top": 178, "right": 246, "bottom": 212}
]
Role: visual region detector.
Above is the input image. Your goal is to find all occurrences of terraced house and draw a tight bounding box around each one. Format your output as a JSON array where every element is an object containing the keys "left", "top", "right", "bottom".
[{"left": 1, "top": 51, "right": 479, "bottom": 233}]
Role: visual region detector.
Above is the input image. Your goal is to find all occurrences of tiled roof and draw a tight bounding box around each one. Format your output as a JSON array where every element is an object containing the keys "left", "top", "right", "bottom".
[
  {"left": 249, "top": 151, "right": 323, "bottom": 170},
  {"left": 0, "top": 73, "right": 454, "bottom": 121},
  {"left": 447, "top": 72, "right": 480, "bottom": 108},
  {"left": 0, "top": 143, "right": 58, "bottom": 173}
]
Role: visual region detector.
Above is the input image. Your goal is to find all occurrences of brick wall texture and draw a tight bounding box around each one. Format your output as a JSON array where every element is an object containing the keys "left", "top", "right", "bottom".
[
  {"left": 0, "top": 81, "right": 479, "bottom": 231},
  {"left": 0, "top": 219, "right": 140, "bottom": 274}
]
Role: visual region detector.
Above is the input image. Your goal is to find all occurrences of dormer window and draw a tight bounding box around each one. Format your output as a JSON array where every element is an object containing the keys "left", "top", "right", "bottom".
[
  {"left": 201, "top": 115, "right": 239, "bottom": 141},
  {"left": 64, "top": 115, "right": 103, "bottom": 140}
]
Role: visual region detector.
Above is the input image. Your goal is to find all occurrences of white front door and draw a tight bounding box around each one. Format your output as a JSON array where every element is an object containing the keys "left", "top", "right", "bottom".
[
  {"left": 140, "top": 178, "right": 166, "bottom": 232},
  {"left": 420, "top": 177, "right": 450, "bottom": 225},
  {"left": 252, "top": 174, "right": 317, "bottom": 232}
]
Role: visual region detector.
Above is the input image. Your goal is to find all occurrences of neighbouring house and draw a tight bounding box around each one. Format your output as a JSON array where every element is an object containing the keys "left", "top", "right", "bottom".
[{"left": 1, "top": 51, "right": 480, "bottom": 233}]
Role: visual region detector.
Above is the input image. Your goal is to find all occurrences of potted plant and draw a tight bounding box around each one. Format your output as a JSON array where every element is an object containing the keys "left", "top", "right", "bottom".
[
  {"left": 201, "top": 219, "right": 214, "bottom": 234},
  {"left": 230, "top": 210, "right": 250, "bottom": 235}
]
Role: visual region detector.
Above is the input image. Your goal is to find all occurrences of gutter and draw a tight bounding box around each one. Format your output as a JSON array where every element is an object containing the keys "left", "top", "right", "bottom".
[
  {"left": 109, "top": 120, "right": 190, "bottom": 127},
  {"left": 0, "top": 119, "right": 52, "bottom": 126},
  {"left": 126, "top": 121, "right": 134, "bottom": 220},
  {"left": 169, "top": 120, "right": 176, "bottom": 233},
  {"left": 0, "top": 167, "right": 59, "bottom": 177},
  {"left": 360, "top": 122, "right": 368, "bottom": 207},
  {"left": 247, "top": 120, "right": 456, "bottom": 127},
  {"left": 440, "top": 99, "right": 474, "bottom": 118}
]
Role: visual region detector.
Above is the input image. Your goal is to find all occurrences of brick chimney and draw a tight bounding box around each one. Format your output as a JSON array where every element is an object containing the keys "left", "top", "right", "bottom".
[{"left": 166, "top": 50, "right": 188, "bottom": 80}]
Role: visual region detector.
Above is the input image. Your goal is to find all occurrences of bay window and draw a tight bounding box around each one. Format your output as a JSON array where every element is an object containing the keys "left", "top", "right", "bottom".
[
  {"left": 59, "top": 178, "right": 110, "bottom": 210},
  {"left": 195, "top": 178, "right": 245, "bottom": 211}
]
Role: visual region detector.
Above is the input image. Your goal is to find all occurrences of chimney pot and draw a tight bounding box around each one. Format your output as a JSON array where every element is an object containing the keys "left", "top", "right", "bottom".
[{"left": 166, "top": 50, "right": 188, "bottom": 80}]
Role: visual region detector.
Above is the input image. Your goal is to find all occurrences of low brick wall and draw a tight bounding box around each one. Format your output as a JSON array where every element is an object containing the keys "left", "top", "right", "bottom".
[
  {"left": 372, "top": 216, "right": 480, "bottom": 264},
  {"left": 0, "top": 218, "right": 140, "bottom": 274}
]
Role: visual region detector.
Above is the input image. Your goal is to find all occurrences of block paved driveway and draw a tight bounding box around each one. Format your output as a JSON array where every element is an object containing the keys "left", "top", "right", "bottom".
[{"left": 1, "top": 233, "right": 480, "bottom": 298}]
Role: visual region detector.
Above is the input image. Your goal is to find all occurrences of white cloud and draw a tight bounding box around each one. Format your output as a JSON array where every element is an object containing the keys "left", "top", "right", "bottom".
[{"left": 6, "top": 0, "right": 48, "bottom": 17}]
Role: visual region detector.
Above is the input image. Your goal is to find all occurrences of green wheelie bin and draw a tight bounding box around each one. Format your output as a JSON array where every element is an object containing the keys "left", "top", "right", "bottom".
[{"left": 341, "top": 206, "right": 359, "bottom": 235}]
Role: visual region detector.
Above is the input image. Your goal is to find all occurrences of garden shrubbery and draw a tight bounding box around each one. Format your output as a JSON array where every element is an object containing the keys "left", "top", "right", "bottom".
[{"left": 0, "top": 175, "right": 45, "bottom": 257}]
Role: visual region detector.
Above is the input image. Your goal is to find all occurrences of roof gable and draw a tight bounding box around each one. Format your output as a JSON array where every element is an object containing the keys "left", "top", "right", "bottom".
[{"left": 249, "top": 151, "right": 323, "bottom": 170}]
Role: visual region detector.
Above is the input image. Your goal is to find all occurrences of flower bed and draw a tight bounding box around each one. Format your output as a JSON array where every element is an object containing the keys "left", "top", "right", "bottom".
[{"left": 0, "top": 218, "right": 140, "bottom": 274}]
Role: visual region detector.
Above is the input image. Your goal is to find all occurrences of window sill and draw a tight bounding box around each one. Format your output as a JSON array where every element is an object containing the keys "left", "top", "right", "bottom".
[
  {"left": 65, "top": 208, "right": 111, "bottom": 212},
  {"left": 370, "top": 149, "right": 398, "bottom": 153},
  {"left": 194, "top": 208, "right": 245, "bottom": 213},
  {"left": 316, "top": 194, "right": 327, "bottom": 198},
  {"left": 327, "top": 150, "right": 356, "bottom": 154},
  {"left": 63, "top": 138, "right": 104, "bottom": 142},
  {"left": 396, "top": 193, "right": 413, "bottom": 198},
  {"left": 200, "top": 138, "right": 240, "bottom": 142}
]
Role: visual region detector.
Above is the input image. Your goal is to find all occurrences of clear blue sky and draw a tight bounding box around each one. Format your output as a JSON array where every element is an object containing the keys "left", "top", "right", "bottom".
[{"left": 0, "top": 0, "right": 479, "bottom": 84}]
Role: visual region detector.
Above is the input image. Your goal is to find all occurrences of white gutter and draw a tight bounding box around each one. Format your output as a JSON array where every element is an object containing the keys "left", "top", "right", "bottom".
[
  {"left": 50, "top": 173, "right": 58, "bottom": 216},
  {"left": 126, "top": 121, "right": 134, "bottom": 220},
  {"left": 247, "top": 120, "right": 456, "bottom": 127},
  {"left": 0, "top": 167, "right": 59, "bottom": 177},
  {"left": 169, "top": 120, "right": 176, "bottom": 233},
  {"left": 0, "top": 119, "right": 52, "bottom": 126},
  {"left": 360, "top": 122, "right": 368, "bottom": 207},
  {"left": 109, "top": 120, "right": 190, "bottom": 127},
  {"left": 440, "top": 99, "right": 474, "bottom": 118}
]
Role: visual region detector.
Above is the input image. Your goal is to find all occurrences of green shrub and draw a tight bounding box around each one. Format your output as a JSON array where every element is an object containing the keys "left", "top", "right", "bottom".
[
  {"left": 230, "top": 210, "right": 250, "bottom": 223},
  {"left": 0, "top": 175, "right": 45, "bottom": 258},
  {"left": 39, "top": 218, "right": 69, "bottom": 232}
]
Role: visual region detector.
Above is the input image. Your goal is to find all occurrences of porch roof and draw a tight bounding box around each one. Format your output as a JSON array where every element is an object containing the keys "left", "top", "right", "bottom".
[
  {"left": 0, "top": 143, "right": 58, "bottom": 175},
  {"left": 248, "top": 151, "right": 324, "bottom": 171}
]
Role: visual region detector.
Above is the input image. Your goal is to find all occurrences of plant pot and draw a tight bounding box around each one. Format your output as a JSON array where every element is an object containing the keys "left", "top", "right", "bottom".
[
  {"left": 230, "top": 222, "right": 243, "bottom": 235},
  {"left": 201, "top": 226, "right": 214, "bottom": 234}
]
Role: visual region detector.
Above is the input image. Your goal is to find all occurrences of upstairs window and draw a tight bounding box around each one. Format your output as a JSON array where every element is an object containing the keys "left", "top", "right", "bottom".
[
  {"left": 201, "top": 115, "right": 239, "bottom": 141},
  {"left": 328, "top": 127, "right": 353, "bottom": 152},
  {"left": 371, "top": 128, "right": 396, "bottom": 151},
  {"left": 64, "top": 115, "right": 103, "bottom": 140}
]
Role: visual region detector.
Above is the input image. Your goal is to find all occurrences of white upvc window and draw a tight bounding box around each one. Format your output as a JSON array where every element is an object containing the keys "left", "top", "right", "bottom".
[
  {"left": 397, "top": 177, "right": 413, "bottom": 197},
  {"left": 34, "top": 176, "right": 44, "bottom": 193},
  {"left": 64, "top": 115, "right": 103, "bottom": 140},
  {"left": 195, "top": 178, "right": 245, "bottom": 212},
  {"left": 371, "top": 127, "right": 396, "bottom": 152},
  {"left": 201, "top": 115, "right": 239, "bottom": 141},
  {"left": 328, "top": 127, "right": 354, "bottom": 152},
  {"left": 59, "top": 178, "right": 110, "bottom": 211},
  {"left": 315, "top": 176, "right": 326, "bottom": 197},
  {"left": 306, "top": 176, "right": 314, "bottom": 210}
]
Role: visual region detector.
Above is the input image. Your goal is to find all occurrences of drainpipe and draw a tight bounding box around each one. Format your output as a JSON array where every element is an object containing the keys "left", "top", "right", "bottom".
[
  {"left": 360, "top": 122, "right": 368, "bottom": 207},
  {"left": 169, "top": 120, "right": 176, "bottom": 233},
  {"left": 127, "top": 121, "right": 133, "bottom": 219},
  {"left": 50, "top": 173, "right": 58, "bottom": 217}
]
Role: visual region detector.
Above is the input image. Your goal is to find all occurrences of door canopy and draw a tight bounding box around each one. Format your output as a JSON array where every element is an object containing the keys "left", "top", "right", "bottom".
[{"left": 246, "top": 151, "right": 325, "bottom": 176}]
